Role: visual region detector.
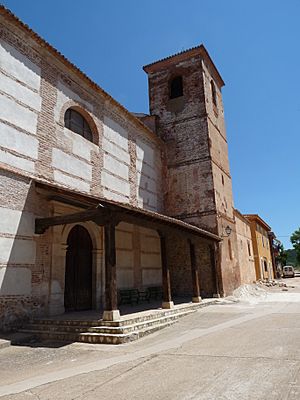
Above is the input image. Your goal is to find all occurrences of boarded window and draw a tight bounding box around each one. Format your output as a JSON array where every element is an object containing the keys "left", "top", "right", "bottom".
[{"left": 64, "top": 108, "right": 93, "bottom": 142}]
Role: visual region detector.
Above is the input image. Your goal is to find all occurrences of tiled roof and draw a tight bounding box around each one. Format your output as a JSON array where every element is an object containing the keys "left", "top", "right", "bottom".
[
  {"left": 244, "top": 214, "right": 272, "bottom": 231},
  {"left": 143, "top": 44, "right": 225, "bottom": 87},
  {"left": 143, "top": 44, "right": 203, "bottom": 69}
]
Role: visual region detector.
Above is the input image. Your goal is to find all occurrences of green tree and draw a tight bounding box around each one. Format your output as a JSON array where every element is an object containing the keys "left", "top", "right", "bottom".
[
  {"left": 290, "top": 228, "right": 300, "bottom": 265},
  {"left": 275, "top": 243, "right": 287, "bottom": 267}
]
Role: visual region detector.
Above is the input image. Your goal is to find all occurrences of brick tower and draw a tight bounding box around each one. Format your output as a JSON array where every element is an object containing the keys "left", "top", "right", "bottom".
[{"left": 143, "top": 45, "right": 240, "bottom": 295}]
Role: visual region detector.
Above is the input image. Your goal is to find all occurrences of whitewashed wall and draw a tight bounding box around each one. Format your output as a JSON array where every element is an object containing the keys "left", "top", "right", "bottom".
[
  {"left": 0, "top": 41, "right": 41, "bottom": 174},
  {"left": 52, "top": 82, "right": 98, "bottom": 193},
  {"left": 102, "top": 116, "right": 131, "bottom": 203},
  {"left": 136, "top": 138, "right": 161, "bottom": 211},
  {"left": 116, "top": 222, "right": 134, "bottom": 288},
  {"left": 0, "top": 206, "right": 35, "bottom": 295},
  {"left": 116, "top": 223, "right": 162, "bottom": 289},
  {"left": 140, "top": 227, "right": 162, "bottom": 286},
  {"left": 0, "top": 27, "right": 164, "bottom": 314}
]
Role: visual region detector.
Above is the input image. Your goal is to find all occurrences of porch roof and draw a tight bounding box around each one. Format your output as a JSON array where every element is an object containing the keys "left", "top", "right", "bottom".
[{"left": 34, "top": 180, "right": 221, "bottom": 242}]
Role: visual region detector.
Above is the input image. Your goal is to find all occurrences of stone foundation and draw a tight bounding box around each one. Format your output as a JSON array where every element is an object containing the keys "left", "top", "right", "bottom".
[{"left": 0, "top": 295, "right": 43, "bottom": 332}]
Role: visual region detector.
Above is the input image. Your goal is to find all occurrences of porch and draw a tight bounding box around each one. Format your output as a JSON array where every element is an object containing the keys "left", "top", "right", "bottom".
[{"left": 34, "top": 181, "right": 222, "bottom": 325}]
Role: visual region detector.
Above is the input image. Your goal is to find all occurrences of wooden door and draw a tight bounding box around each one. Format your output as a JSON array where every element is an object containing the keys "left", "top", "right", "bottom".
[{"left": 64, "top": 225, "right": 93, "bottom": 311}]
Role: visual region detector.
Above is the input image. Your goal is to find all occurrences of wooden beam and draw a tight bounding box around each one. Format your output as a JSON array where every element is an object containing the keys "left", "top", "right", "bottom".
[
  {"left": 104, "top": 222, "right": 118, "bottom": 312},
  {"left": 113, "top": 212, "right": 170, "bottom": 235},
  {"left": 113, "top": 211, "right": 214, "bottom": 242},
  {"left": 35, "top": 182, "right": 220, "bottom": 242},
  {"left": 35, "top": 206, "right": 106, "bottom": 234},
  {"left": 159, "top": 232, "right": 173, "bottom": 308}
]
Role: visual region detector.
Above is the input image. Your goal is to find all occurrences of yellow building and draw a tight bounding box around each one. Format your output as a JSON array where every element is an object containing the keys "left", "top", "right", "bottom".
[{"left": 244, "top": 215, "right": 274, "bottom": 280}]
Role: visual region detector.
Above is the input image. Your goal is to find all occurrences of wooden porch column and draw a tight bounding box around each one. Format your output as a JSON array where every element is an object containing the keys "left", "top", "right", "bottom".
[
  {"left": 159, "top": 232, "right": 174, "bottom": 309},
  {"left": 102, "top": 222, "right": 120, "bottom": 321},
  {"left": 189, "top": 240, "right": 201, "bottom": 303}
]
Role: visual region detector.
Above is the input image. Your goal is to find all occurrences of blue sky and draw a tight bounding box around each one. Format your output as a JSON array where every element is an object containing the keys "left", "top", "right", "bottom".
[{"left": 2, "top": 0, "right": 299, "bottom": 248}]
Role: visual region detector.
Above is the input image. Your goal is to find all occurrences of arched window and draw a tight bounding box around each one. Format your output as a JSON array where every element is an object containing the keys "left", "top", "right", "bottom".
[
  {"left": 210, "top": 79, "right": 217, "bottom": 106},
  {"left": 170, "top": 76, "right": 183, "bottom": 99},
  {"left": 64, "top": 108, "right": 93, "bottom": 142}
]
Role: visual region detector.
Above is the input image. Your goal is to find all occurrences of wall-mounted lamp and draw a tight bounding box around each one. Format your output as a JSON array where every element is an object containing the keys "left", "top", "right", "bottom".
[{"left": 222, "top": 225, "right": 232, "bottom": 237}]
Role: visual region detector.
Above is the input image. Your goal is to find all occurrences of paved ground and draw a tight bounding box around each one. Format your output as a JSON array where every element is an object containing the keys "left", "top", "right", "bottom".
[{"left": 0, "top": 277, "right": 300, "bottom": 399}]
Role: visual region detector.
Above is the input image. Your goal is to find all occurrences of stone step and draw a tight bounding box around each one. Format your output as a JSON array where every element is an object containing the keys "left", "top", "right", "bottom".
[
  {"left": 20, "top": 329, "right": 136, "bottom": 344},
  {"left": 19, "top": 300, "right": 217, "bottom": 345},
  {"left": 22, "top": 323, "right": 90, "bottom": 334},
  {"left": 88, "top": 309, "right": 196, "bottom": 334},
  {"left": 21, "top": 308, "right": 196, "bottom": 337},
  {"left": 21, "top": 318, "right": 178, "bottom": 345},
  {"left": 30, "top": 301, "right": 214, "bottom": 328},
  {"left": 27, "top": 319, "right": 100, "bottom": 327}
]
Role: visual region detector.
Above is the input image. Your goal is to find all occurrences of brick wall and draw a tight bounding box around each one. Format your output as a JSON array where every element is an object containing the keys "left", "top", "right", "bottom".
[
  {"left": 145, "top": 49, "right": 241, "bottom": 296},
  {"left": 165, "top": 232, "right": 216, "bottom": 298}
]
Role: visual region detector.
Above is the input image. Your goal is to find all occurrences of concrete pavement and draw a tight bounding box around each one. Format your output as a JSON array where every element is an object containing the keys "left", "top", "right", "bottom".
[{"left": 0, "top": 277, "right": 300, "bottom": 399}]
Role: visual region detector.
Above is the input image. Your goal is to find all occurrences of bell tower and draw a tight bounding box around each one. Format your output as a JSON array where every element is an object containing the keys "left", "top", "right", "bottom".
[{"left": 143, "top": 45, "right": 240, "bottom": 295}]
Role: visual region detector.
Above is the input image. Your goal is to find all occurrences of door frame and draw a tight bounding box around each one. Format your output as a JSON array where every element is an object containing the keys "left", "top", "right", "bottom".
[
  {"left": 64, "top": 224, "right": 93, "bottom": 311},
  {"left": 47, "top": 203, "right": 104, "bottom": 316}
]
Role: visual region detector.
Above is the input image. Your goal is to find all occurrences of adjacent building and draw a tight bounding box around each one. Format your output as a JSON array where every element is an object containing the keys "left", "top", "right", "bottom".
[
  {"left": 244, "top": 214, "right": 274, "bottom": 280},
  {"left": 234, "top": 210, "right": 256, "bottom": 284}
]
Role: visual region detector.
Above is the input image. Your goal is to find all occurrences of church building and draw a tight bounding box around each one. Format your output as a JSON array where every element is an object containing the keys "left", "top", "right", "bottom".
[{"left": 0, "top": 6, "right": 255, "bottom": 332}]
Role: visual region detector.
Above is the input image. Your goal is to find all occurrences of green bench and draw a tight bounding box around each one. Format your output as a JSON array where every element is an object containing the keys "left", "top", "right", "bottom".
[
  {"left": 118, "top": 289, "right": 139, "bottom": 305},
  {"left": 147, "top": 286, "right": 163, "bottom": 300},
  {"left": 118, "top": 286, "right": 163, "bottom": 305},
  {"left": 138, "top": 289, "right": 150, "bottom": 303}
]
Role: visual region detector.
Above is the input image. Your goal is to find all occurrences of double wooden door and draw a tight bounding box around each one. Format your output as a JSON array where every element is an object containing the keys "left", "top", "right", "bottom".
[{"left": 64, "top": 225, "right": 93, "bottom": 311}]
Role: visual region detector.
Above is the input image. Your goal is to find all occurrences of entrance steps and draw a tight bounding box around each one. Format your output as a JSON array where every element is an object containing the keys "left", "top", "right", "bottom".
[{"left": 19, "top": 300, "right": 216, "bottom": 345}]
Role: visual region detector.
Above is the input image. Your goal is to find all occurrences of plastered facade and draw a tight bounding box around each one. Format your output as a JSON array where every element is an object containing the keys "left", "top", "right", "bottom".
[
  {"left": 245, "top": 215, "right": 274, "bottom": 281},
  {"left": 234, "top": 210, "right": 256, "bottom": 285}
]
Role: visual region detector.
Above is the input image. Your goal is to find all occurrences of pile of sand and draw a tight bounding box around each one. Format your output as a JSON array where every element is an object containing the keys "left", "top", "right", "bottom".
[{"left": 232, "top": 284, "right": 268, "bottom": 304}]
